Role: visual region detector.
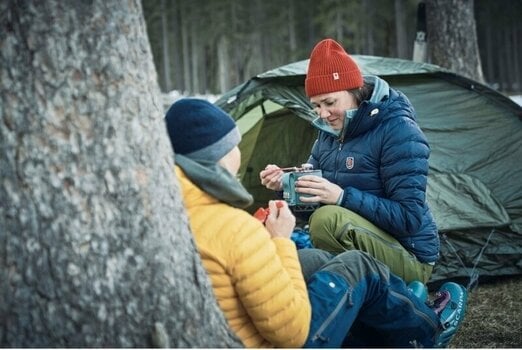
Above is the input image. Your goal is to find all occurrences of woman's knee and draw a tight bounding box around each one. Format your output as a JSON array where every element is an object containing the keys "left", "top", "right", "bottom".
[{"left": 309, "top": 205, "right": 349, "bottom": 235}]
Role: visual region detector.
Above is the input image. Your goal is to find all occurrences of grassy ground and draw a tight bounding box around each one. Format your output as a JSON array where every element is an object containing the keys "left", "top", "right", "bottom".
[{"left": 449, "top": 275, "right": 522, "bottom": 348}]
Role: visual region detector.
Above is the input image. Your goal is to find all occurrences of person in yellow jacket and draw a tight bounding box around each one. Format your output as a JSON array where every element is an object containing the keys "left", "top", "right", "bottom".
[
  {"left": 166, "top": 98, "right": 310, "bottom": 348},
  {"left": 165, "top": 98, "right": 467, "bottom": 348}
]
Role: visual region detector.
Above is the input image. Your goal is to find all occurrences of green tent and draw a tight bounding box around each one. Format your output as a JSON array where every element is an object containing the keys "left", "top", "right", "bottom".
[{"left": 214, "top": 56, "right": 522, "bottom": 285}]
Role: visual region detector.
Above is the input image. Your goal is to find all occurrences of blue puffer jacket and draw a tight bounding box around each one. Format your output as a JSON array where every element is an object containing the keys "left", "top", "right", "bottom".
[{"left": 307, "top": 76, "right": 439, "bottom": 263}]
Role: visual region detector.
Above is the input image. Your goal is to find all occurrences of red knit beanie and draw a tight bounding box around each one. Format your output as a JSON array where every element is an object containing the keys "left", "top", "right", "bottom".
[{"left": 305, "top": 38, "right": 363, "bottom": 97}]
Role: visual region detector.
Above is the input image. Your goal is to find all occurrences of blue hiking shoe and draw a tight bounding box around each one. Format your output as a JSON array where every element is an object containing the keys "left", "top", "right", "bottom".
[
  {"left": 432, "top": 282, "right": 468, "bottom": 348},
  {"left": 408, "top": 280, "right": 428, "bottom": 302}
]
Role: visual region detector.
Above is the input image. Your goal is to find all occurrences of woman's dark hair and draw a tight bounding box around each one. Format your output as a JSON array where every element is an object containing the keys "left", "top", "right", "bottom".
[{"left": 349, "top": 82, "right": 373, "bottom": 105}]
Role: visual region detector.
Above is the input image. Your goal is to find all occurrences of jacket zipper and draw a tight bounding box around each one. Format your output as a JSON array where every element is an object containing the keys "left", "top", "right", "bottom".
[
  {"left": 334, "top": 139, "right": 343, "bottom": 182},
  {"left": 311, "top": 291, "right": 349, "bottom": 342}
]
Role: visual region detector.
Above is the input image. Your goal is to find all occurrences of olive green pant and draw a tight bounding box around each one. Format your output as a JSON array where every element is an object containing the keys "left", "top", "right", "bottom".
[{"left": 308, "top": 205, "right": 433, "bottom": 284}]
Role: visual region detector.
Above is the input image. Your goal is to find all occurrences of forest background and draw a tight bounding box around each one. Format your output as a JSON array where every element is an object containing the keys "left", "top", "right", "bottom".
[
  {"left": 142, "top": 0, "right": 522, "bottom": 97},
  {"left": 1, "top": 0, "right": 521, "bottom": 347}
]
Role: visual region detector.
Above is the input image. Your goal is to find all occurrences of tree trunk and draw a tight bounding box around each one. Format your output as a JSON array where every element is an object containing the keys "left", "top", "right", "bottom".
[
  {"left": 288, "top": 0, "right": 297, "bottom": 62},
  {"left": 412, "top": 1, "right": 428, "bottom": 63},
  {"left": 394, "top": 0, "right": 408, "bottom": 59},
  {"left": 334, "top": 0, "right": 343, "bottom": 43},
  {"left": 229, "top": 0, "right": 240, "bottom": 88},
  {"left": 190, "top": 24, "right": 200, "bottom": 94},
  {"left": 181, "top": 1, "right": 191, "bottom": 94},
  {"left": 425, "top": 0, "right": 485, "bottom": 83},
  {"left": 512, "top": 23, "right": 522, "bottom": 93},
  {"left": 504, "top": 27, "right": 514, "bottom": 91},
  {"left": 363, "top": 0, "right": 375, "bottom": 55},
  {"left": 217, "top": 35, "right": 231, "bottom": 94},
  {"left": 257, "top": 0, "right": 268, "bottom": 73},
  {"left": 0, "top": 0, "right": 241, "bottom": 347},
  {"left": 483, "top": 13, "right": 495, "bottom": 85},
  {"left": 496, "top": 28, "right": 509, "bottom": 91},
  {"left": 160, "top": 0, "right": 172, "bottom": 92},
  {"left": 170, "top": 0, "right": 184, "bottom": 94}
]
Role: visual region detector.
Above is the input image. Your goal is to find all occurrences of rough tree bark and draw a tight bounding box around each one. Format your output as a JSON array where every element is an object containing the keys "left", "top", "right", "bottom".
[
  {"left": 425, "top": 0, "right": 485, "bottom": 83},
  {"left": 0, "top": 0, "right": 242, "bottom": 347}
]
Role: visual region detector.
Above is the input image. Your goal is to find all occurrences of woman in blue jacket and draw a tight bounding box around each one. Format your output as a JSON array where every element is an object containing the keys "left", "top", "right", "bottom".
[{"left": 260, "top": 38, "right": 439, "bottom": 284}]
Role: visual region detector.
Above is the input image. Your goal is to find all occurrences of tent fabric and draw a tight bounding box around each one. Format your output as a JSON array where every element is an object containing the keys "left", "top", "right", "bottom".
[{"left": 215, "top": 55, "right": 522, "bottom": 284}]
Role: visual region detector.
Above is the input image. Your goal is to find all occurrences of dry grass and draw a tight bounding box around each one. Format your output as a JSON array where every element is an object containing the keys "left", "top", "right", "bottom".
[{"left": 449, "top": 275, "right": 522, "bottom": 348}]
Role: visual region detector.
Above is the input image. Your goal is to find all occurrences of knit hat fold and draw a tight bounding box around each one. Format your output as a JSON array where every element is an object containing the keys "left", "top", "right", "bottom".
[
  {"left": 305, "top": 38, "right": 363, "bottom": 97},
  {"left": 165, "top": 98, "right": 240, "bottom": 162},
  {"left": 186, "top": 126, "right": 240, "bottom": 161}
]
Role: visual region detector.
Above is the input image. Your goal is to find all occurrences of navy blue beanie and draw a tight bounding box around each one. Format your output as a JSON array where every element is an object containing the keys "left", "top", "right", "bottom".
[{"left": 165, "top": 98, "right": 241, "bottom": 162}]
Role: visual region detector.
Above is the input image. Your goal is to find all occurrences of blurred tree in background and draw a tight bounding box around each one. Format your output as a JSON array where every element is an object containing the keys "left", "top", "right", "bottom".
[
  {"left": 426, "top": 0, "right": 484, "bottom": 83},
  {"left": 475, "top": 0, "right": 521, "bottom": 92},
  {"left": 143, "top": 0, "right": 521, "bottom": 96}
]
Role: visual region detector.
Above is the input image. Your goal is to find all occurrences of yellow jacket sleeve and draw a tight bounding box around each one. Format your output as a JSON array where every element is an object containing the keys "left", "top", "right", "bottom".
[{"left": 225, "top": 211, "right": 311, "bottom": 347}]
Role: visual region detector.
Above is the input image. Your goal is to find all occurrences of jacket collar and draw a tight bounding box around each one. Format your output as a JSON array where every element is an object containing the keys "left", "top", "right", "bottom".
[{"left": 175, "top": 154, "right": 253, "bottom": 209}]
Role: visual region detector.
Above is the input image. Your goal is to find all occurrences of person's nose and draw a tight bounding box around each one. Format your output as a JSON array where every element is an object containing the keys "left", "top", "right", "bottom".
[{"left": 318, "top": 107, "right": 330, "bottom": 119}]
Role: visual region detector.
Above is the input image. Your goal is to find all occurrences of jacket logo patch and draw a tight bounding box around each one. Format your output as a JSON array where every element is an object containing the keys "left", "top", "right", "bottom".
[{"left": 345, "top": 157, "right": 354, "bottom": 169}]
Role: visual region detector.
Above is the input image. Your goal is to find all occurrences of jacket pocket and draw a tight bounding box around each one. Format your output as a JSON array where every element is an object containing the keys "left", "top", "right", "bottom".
[{"left": 305, "top": 271, "right": 354, "bottom": 348}]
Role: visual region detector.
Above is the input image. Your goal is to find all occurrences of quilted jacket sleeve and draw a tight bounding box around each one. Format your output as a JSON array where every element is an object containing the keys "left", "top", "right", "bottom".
[{"left": 226, "top": 211, "right": 311, "bottom": 347}]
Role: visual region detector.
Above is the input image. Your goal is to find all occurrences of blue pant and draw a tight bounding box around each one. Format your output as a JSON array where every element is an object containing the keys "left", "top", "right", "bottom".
[{"left": 299, "top": 249, "right": 440, "bottom": 348}]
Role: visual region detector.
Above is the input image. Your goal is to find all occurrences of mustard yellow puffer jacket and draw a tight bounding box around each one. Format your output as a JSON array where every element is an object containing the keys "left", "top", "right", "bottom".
[{"left": 175, "top": 166, "right": 311, "bottom": 348}]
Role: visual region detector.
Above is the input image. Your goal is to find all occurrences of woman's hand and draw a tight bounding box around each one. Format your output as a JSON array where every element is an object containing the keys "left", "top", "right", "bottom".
[
  {"left": 265, "top": 200, "right": 295, "bottom": 239},
  {"left": 260, "top": 164, "right": 284, "bottom": 191},
  {"left": 295, "top": 175, "right": 343, "bottom": 205}
]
